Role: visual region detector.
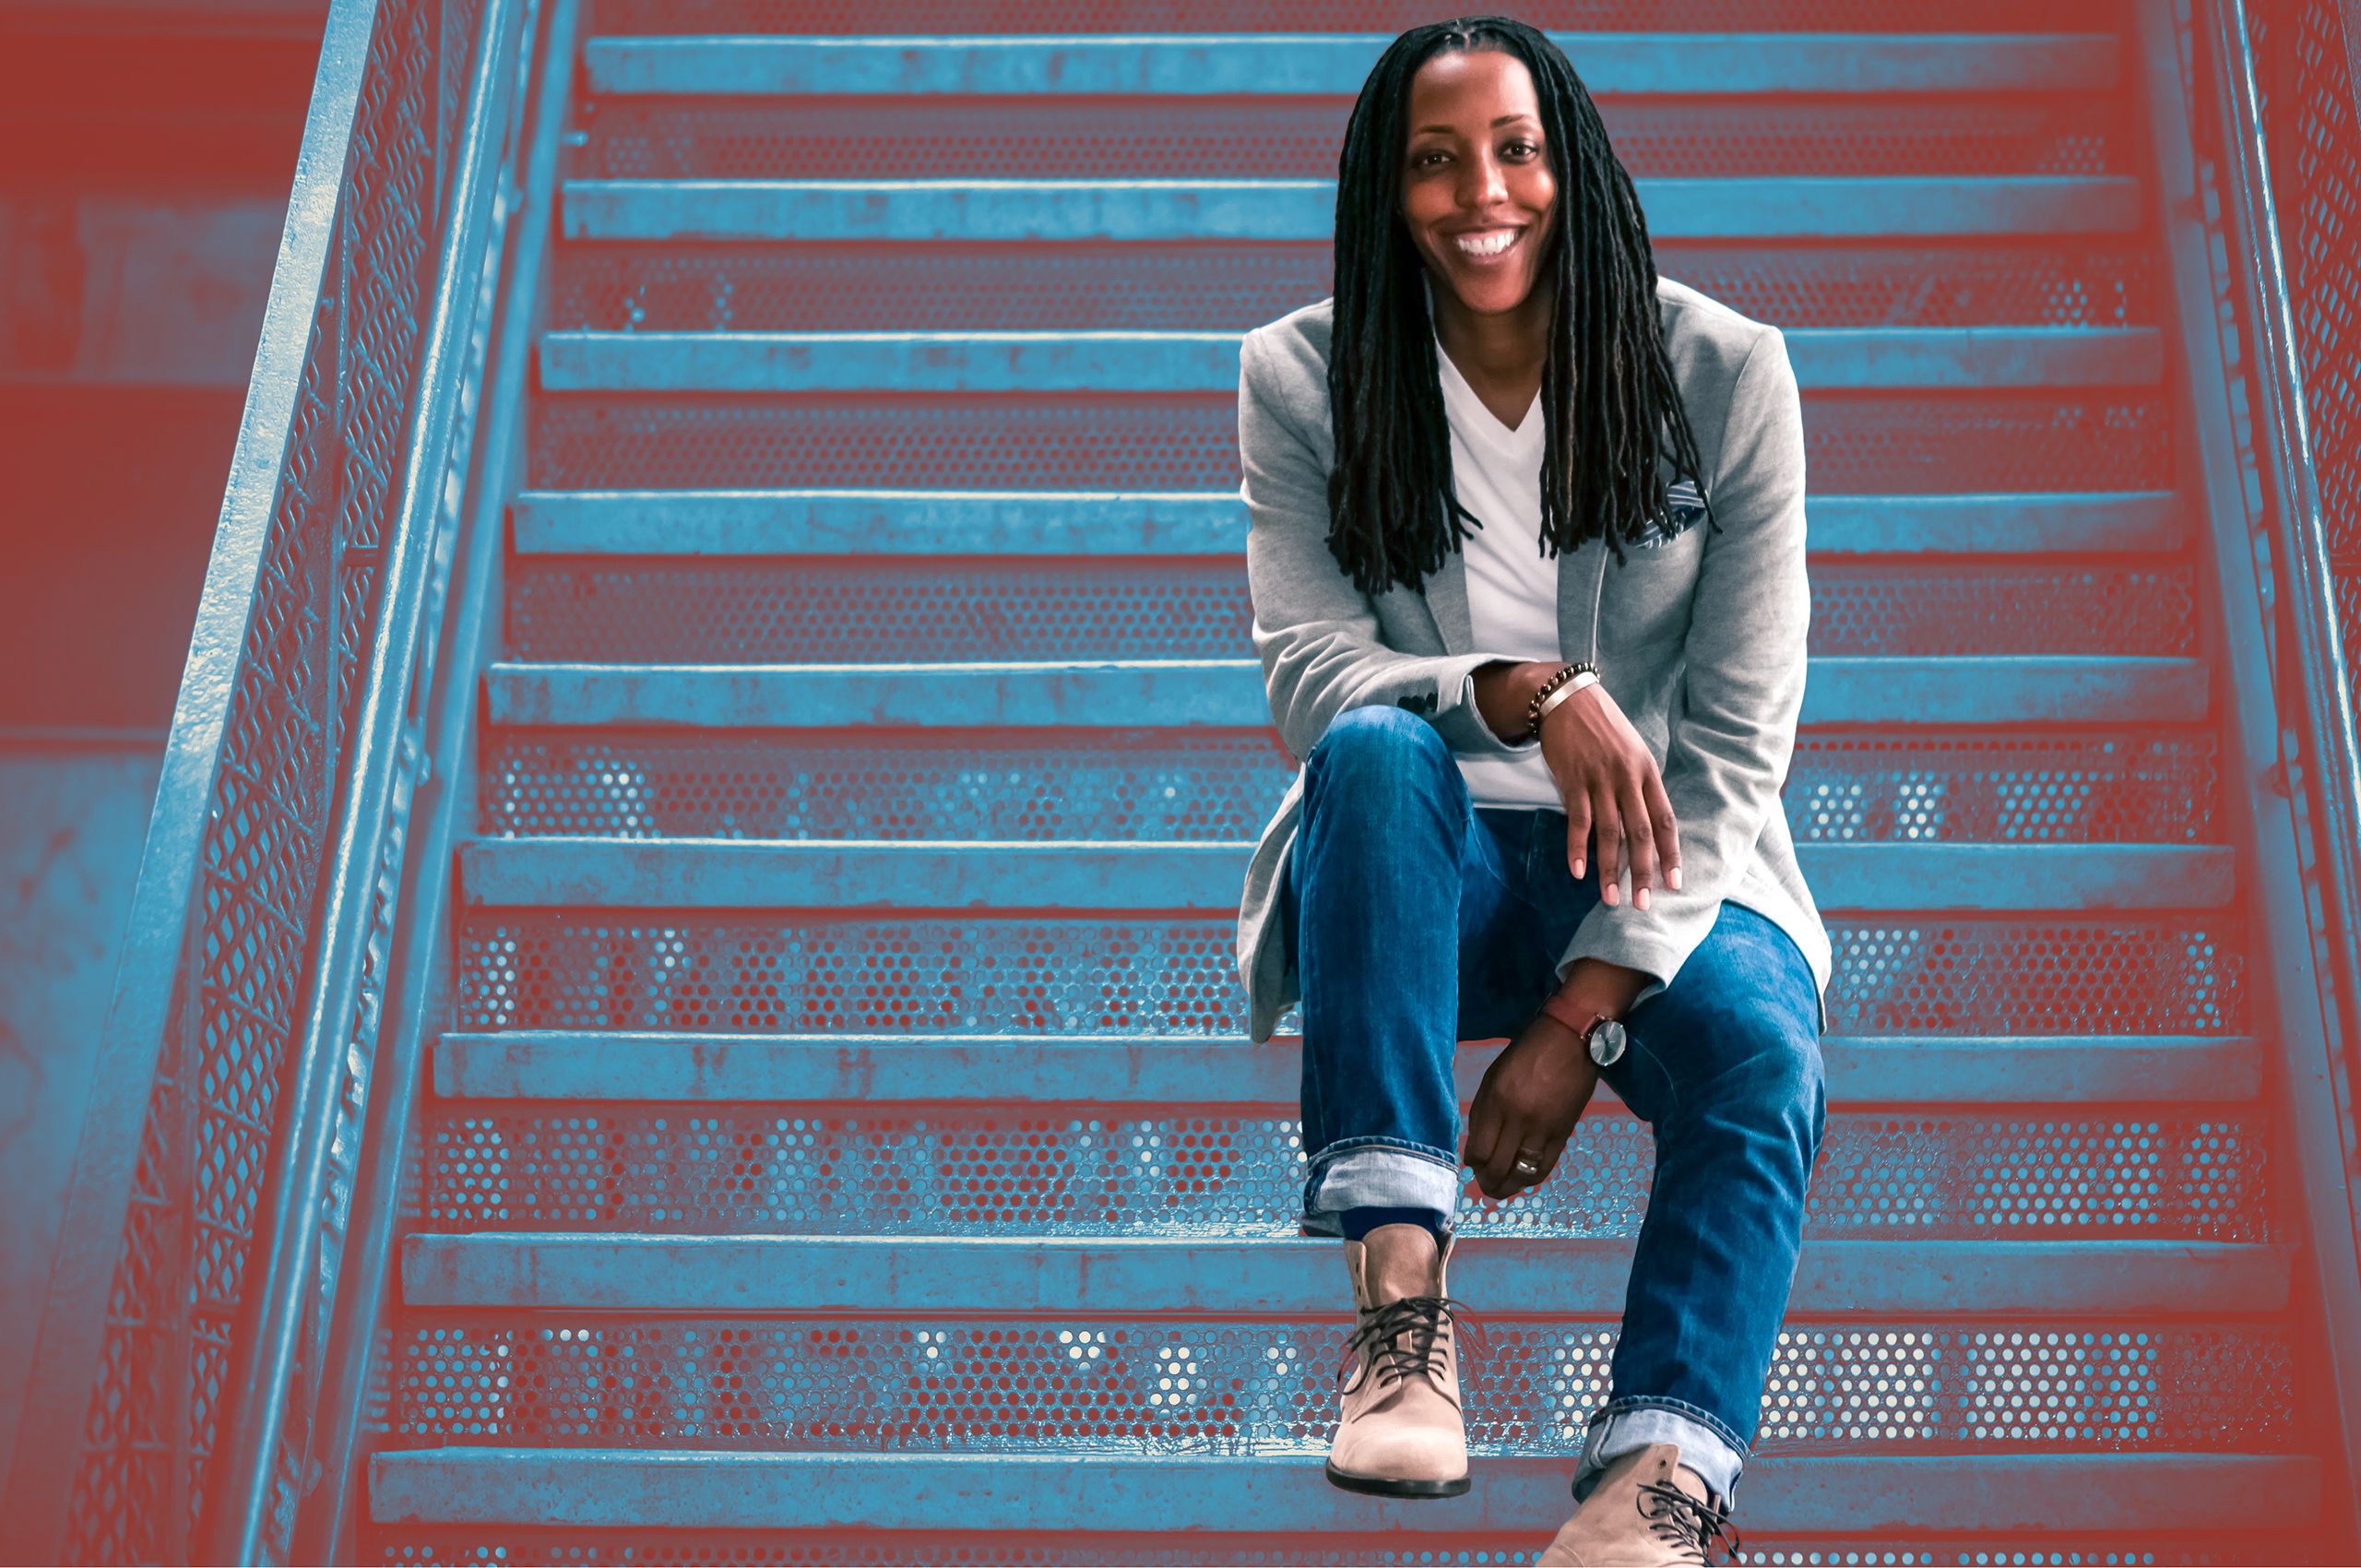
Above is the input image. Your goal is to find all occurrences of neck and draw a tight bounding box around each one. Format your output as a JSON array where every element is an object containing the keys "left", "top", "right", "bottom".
[{"left": 1429, "top": 271, "right": 1555, "bottom": 385}]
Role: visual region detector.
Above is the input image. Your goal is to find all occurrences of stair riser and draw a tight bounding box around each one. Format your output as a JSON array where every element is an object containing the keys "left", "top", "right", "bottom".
[
  {"left": 413, "top": 1103, "right": 2272, "bottom": 1241},
  {"left": 385, "top": 1313, "right": 2296, "bottom": 1453},
  {"left": 503, "top": 560, "right": 2198, "bottom": 663},
  {"left": 451, "top": 912, "right": 2251, "bottom": 1036},
  {"left": 583, "top": 0, "right": 2127, "bottom": 33},
  {"left": 528, "top": 392, "right": 2172, "bottom": 492},
  {"left": 566, "top": 98, "right": 2137, "bottom": 183},
  {"left": 478, "top": 730, "right": 2225, "bottom": 843},
  {"left": 551, "top": 243, "right": 2166, "bottom": 334}
]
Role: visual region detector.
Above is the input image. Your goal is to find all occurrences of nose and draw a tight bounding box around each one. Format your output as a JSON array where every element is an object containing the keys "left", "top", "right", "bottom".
[{"left": 1463, "top": 152, "right": 1510, "bottom": 208}]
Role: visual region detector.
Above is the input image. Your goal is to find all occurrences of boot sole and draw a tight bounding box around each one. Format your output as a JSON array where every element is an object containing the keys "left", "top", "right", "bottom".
[{"left": 1323, "top": 1458, "right": 1472, "bottom": 1499}]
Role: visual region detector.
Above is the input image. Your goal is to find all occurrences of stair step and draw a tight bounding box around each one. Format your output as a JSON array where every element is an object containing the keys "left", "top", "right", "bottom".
[
  {"left": 415, "top": 1099, "right": 2270, "bottom": 1240},
  {"left": 484, "top": 655, "right": 2211, "bottom": 729},
  {"left": 456, "top": 838, "right": 2231, "bottom": 912},
  {"left": 399, "top": 1235, "right": 2291, "bottom": 1313},
  {"left": 432, "top": 1030, "right": 2260, "bottom": 1104},
  {"left": 538, "top": 326, "right": 2165, "bottom": 394},
  {"left": 580, "top": 32, "right": 2121, "bottom": 97},
  {"left": 563, "top": 174, "right": 2147, "bottom": 241},
  {"left": 374, "top": 1308, "right": 2294, "bottom": 1451},
  {"left": 368, "top": 1449, "right": 2315, "bottom": 1533},
  {"left": 511, "top": 488, "right": 2186, "bottom": 557}
]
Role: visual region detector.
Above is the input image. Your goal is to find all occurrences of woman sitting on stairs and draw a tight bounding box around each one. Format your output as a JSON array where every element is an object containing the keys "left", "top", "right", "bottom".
[{"left": 1229, "top": 17, "right": 1833, "bottom": 1567}]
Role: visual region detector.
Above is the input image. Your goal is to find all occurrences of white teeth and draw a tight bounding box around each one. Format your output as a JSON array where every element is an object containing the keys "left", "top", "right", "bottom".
[{"left": 1454, "top": 229, "right": 1521, "bottom": 257}]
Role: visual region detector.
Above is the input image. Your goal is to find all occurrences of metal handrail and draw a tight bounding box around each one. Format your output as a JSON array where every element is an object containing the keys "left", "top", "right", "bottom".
[
  {"left": 0, "top": 1, "right": 529, "bottom": 1561},
  {"left": 2195, "top": 0, "right": 2361, "bottom": 1529},
  {"left": 2205, "top": 0, "right": 2361, "bottom": 1165},
  {"left": 202, "top": 0, "right": 534, "bottom": 1558},
  {"left": 291, "top": 0, "right": 581, "bottom": 1553}
]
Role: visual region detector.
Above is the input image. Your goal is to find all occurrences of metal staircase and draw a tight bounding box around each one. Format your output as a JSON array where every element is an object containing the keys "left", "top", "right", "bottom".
[{"left": 14, "top": 1, "right": 2361, "bottom": 1562}]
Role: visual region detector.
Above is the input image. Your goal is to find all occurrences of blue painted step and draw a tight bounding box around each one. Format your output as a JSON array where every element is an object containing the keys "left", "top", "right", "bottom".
[
  {"left": 371, "top": 1450, "right": 2316, "bottom": 1534},
  {"left": 398, "top": 1234, "right": 2293, "bottom": 1314},
  {"left": 536, "top": 326, "right": 2165, "bottom": 392},
  {"left": 483, "top": 656, "right": 2213, "bottom": 728},
  {"left": 580, "top": 32, "right": 2121, "bottom": 97},
  {"left": 453, "top": 837, "right": 2236, "bottom": 912},
  {"left": 430, "top": 1029, "right": 2263, "bottom": 1104}
]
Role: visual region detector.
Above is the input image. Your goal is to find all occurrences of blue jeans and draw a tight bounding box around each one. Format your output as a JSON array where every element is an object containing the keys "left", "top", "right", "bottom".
[{"left": 1280, "top": 705, "right": 1828, "bottom": 1515}]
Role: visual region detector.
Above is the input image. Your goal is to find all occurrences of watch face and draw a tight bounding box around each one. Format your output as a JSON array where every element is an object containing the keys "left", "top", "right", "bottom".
[{"left": 1588, "top": 1017, "right": 1628, "bottom": 1067}]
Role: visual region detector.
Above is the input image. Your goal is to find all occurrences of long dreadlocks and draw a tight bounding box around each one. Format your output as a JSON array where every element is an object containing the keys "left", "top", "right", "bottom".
[{"left": 1323, "top": 16, "right": 1721, "bottom": 600}]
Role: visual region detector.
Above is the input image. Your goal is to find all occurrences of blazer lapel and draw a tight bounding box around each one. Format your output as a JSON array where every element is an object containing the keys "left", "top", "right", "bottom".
[
  {"left": 1418, "top": 530, "right": 1602, "bottom": 660},
  {"left": 1425, "top": 544, "right": 1473, "bottom": 654}
]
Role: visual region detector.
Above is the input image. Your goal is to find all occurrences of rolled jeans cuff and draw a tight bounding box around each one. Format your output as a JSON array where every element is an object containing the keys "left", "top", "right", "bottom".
[
  {"left": 1572, "top": 1398, "right": 1748, "bottom": 1515},
  {"left": 1299, "top": 1139, "right": 1462, "bottom": 1237}
]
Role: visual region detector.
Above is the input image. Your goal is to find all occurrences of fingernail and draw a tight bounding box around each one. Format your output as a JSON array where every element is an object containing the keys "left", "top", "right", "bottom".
[
  {"left": 1572, "top": 859, "right": 1584, "bottom": 878},
  {"left": 1668, "top": 866, "right": 1683, "bottom": 891},
  {"left": 1635, "top": 887, "right": 1650, "bottom": 910},
  {"left": 1604, "top": 883, "right": 1618, "bottom": 906}
]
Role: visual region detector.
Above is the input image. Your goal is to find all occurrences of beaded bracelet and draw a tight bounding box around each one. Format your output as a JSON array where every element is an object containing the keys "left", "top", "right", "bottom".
[{"left": 1520, "top": 660, "right": 1600, "bottom": 742}]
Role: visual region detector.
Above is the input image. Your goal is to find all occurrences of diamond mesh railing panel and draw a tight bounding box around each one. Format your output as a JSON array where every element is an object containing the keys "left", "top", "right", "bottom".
[{"left": 13, "top": 0, "right": 504, "bottom": 1561}]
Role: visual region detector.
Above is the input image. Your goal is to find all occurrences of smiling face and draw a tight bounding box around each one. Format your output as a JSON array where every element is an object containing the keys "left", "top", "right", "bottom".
[{"left": 1396, "top": 47, "right": 1560, "bottom": 324}]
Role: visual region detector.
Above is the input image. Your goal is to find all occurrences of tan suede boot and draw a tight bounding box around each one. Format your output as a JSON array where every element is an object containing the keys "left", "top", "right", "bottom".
[
  {"left": 1532, "top": 1443, "right": 1739, "bottom": 1566},
  {"left": 1323, "top": 1223, "right": 1477, "bottom": 1499}
]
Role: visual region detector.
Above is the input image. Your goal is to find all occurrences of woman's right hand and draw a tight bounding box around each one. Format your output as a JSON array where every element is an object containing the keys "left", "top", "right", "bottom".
[{"left": 1534, "top": 671, "right": 1680, "bottom": 910}]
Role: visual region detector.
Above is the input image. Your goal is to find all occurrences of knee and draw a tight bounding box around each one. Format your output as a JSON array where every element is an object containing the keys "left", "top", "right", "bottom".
[
  {"left": 1697, "top": 1007, "right": 1825, "bottom": 1150},
  {"left": 1308, "top": 704, "right": 1454, "bottom": 789}
]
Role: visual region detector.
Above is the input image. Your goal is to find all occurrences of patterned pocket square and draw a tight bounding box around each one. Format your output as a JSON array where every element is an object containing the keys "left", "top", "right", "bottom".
[{"left": 1636, "top": 480, "right": 1708, "bottom": 549}]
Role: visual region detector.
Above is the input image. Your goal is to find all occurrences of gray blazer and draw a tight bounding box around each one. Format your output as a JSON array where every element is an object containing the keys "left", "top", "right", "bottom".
[{"left": 1233, "top": 277, "right": 1832, "bottom": 1044}]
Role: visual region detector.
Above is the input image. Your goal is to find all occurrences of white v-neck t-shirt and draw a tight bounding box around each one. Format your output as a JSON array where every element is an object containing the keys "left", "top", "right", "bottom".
[{"left": 1435, "top": 331, "right": 1566, "bottom": 809}]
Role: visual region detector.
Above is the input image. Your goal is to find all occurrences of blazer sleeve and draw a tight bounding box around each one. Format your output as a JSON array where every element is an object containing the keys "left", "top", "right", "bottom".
[
  {"left": 1555, "top": 326, "right": 1810, "bottom": 1007},
  {"left": 1240, "top": 326, "right": 1544, "bottom": 765}
]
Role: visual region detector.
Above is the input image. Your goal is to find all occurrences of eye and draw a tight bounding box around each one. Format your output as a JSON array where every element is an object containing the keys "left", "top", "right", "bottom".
[{"left": 1412, "top": 140, "right": 1541, "bottom": 169}]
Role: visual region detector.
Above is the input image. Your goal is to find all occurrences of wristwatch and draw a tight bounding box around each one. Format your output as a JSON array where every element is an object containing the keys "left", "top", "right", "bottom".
[{"left": 1538, "top": 990, "right": 1629, "bottom": 1067}]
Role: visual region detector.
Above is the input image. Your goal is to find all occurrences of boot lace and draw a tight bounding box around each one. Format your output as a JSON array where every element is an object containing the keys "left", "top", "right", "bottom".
[
  {"left": 1331, "top": 1292, "right": 1489, "bottom": 1396},
  {"left": 1637, "top": 1475, "right": 1744, "bottom": 1567}
]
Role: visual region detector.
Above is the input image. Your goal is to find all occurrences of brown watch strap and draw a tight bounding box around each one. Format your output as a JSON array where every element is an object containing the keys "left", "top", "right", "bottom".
[{"left": 1538, "top": 990, "right": 1611, "bottom": 1042}]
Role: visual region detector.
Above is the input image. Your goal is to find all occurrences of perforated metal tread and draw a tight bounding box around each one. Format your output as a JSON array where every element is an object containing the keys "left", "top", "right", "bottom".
[
  {"left": 369, "top": 1450, "right": 2319, "bottom": 1533},
  {"left": 398, "top": 1236, "right": 2293, "bottom": 1314},
  {"left": 412, "top": 1096, "right": 2272, "bottom": 1239},
  {"left": 451, "top": 908, "right": 2251, "bottom": 1037},
  {"left": 375, "top": 4, "right": 2341, "bottom": 1555},
  {"left": 580, "top": 32, "right": 2125, "bottom": 97},
  {"left": 379, "top": 1315, "right": 2299, "bottom": 1453},
  {"left": 552, "top": 242, "right": 2165, "bottom": 335},
  {"left": 510, "top": 489, "right": 2187, "bottom": 555},
  {"left": 482, "top": 657, "right": 2213, "bottom": 728},
  {"left": 430, "top": 1031, "right": 2264, "bottom": 1103}
]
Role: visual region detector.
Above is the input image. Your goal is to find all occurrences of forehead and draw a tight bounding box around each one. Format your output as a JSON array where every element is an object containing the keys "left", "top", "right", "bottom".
[{"left": 1405, "top": 49, "right": 1542, "bottom": 133}]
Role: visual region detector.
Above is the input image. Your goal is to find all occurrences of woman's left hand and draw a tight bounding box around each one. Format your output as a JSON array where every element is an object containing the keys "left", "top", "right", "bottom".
[{"left": 1462, "top": 1012, "right": 1604, "bottom": 1202}]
